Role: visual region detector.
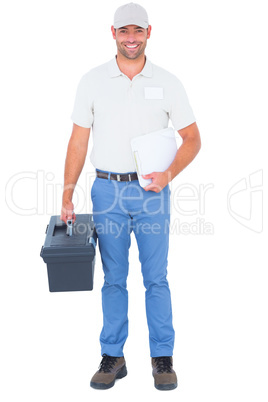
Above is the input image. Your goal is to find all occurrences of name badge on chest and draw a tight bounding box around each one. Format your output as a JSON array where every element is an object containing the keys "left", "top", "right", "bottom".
[{"left": 144, "top": 87, "right": 164, "bottom": 100}]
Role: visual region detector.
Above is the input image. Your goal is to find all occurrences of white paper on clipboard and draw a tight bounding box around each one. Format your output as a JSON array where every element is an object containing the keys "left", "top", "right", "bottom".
[{"left": 131, "top": 127, "right": 178, "bottom": 188}]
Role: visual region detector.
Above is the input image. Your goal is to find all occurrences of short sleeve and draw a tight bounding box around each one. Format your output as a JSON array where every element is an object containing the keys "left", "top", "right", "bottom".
[
  {"left": 169, "top": 78, "right": 196, "bottom": 131},
  {"left": 70, "top": 74, "right": 94, "bottom": 128}
]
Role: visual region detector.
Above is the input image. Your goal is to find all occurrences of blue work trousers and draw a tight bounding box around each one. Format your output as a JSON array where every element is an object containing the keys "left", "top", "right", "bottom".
[{"left": 91, "top": 169, "right": 175, "bottom": 357}]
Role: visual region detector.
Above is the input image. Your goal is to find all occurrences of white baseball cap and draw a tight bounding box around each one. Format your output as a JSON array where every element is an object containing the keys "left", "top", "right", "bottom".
[{"left": 113, "top": 2, "right": 149, "bottom": 29}]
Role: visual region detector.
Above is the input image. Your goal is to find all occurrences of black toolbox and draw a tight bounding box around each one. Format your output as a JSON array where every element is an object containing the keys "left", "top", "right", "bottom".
[{"left": 40, "top": 214, "right": 97, "bottom": 292}]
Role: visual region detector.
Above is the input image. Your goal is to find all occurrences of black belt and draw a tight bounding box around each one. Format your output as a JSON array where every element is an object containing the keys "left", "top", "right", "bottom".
[{"left": 96, "top": 170, "right": 138, "bottom": 182}]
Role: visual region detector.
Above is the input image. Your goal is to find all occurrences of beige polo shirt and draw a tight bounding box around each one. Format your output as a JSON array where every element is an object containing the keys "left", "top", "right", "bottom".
[{"left": 71, "top": 56, "right": 196, "bottom": 173}]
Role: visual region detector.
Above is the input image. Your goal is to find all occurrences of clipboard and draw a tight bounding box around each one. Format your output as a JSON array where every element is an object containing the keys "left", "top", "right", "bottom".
[{"left": 131, "top": 127, "right": 178, "bottom": 188}]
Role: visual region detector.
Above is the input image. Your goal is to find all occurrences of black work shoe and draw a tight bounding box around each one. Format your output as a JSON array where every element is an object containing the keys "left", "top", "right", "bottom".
[
  {"left": 90, "top": 354, "right": 127, "bottom": 390},
  {"left": 152, "top": 356, "right": 177, "bottom": 390}
]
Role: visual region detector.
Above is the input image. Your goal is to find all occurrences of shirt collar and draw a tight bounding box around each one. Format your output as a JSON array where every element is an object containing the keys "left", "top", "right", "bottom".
[{"left": 108, "top": 56, "right": 153, "bottom": 78}]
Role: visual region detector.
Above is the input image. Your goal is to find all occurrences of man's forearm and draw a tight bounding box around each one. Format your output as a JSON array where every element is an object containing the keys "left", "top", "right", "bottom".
[
  {"left": 62, "top": 139, "right": 87, "bottom": 202},
  {"left": 165, "top": 136, "right": 201, "bottom": 182}
]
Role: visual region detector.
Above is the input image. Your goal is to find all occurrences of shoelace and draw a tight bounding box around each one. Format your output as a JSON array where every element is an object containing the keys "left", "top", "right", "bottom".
[
  {"left": 98, "top": 354, "right": 118, "bottom": 373},
  {"left": 154, "top": 356, "right": 173, "bottom": 373}
]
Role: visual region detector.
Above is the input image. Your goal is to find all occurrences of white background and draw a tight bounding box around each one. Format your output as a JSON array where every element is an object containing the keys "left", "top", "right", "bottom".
[{"left": 1, "top": 0, "right": 267, "bottom": 401}]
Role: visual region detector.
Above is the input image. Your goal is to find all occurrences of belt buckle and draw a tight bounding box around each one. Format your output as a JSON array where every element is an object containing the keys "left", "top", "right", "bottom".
[
  {"left": 128, "top": 174, "right": 131, "bottom": 181},
  {"left": 117, "top": 174, "right": 121, "bottom": 181}
]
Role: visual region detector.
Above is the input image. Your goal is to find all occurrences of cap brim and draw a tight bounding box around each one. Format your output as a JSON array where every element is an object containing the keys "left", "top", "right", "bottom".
[{"left": 114, "top": 19, "right": 148, "bottom": 29}]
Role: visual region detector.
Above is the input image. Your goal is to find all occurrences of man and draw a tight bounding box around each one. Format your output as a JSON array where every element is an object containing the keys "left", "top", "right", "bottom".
[{"left": 61, "top": 2, "right": 201, "bottom": 391}]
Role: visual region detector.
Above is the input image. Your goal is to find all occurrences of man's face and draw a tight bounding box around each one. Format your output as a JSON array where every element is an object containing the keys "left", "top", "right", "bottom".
[{"left": 112, "top": 25, "right": 151, "bottom": 60}]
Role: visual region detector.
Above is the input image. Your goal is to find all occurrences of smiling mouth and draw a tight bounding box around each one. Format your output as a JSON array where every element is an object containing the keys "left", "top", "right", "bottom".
[{"left": 125, "top": 44, "right": 139, "bottom": 49}]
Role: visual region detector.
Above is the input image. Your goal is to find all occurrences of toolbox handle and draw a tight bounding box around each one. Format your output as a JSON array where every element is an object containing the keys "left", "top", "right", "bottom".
[{"left": 66, "top": 220, "right": 73, "bottom": 236}]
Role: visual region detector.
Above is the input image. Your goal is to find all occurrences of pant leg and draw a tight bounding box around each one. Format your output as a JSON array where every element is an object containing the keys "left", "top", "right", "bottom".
[
  {"left": 131, "top": 184, "right": 175, "bottom": 357},
  {"left": 91, "top": 177, "right": 132, "bottom": 357}
]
